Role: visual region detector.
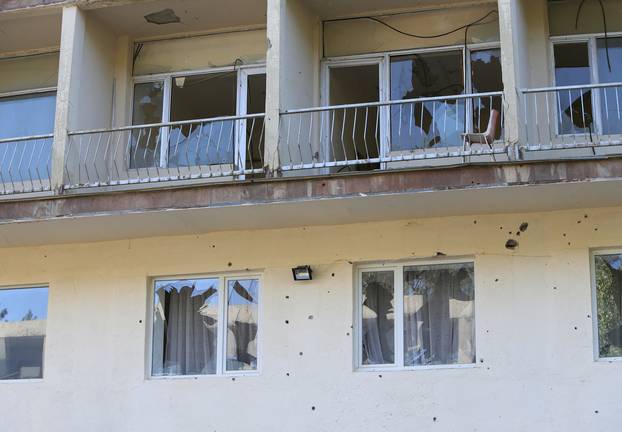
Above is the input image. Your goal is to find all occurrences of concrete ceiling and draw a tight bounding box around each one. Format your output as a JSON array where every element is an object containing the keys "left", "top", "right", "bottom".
[
  {"left": 90, "top": 0, "right": 267, "bottom": 39},
  {"left": 1, "top": 179, "right": 622, "bottom": 248}
]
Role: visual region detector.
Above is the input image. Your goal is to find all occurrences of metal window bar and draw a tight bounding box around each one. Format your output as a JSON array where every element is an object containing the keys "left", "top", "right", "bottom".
[
  {"left": 278, "top": 92, "right": 505, "bottom": 171},
  {"left": 521, "top": 82, "right": 622, "bottom": 152},
  {"left": 65, "top": 113, "right": 265, "bottom": 190}
]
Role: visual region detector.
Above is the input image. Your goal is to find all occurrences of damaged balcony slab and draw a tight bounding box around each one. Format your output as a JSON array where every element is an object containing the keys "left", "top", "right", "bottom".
[{"left": 1, "top": 158, "right": 622, "bottom": 247}]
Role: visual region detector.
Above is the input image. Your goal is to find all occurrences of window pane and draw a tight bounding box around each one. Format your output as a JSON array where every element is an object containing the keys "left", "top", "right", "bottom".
[
  {"left": 470, "top": 49, "right": 503, "bottom": 140},
  {"left": 597, "top": 37, "right": 622, "bottom": 135},
  {"left": 246, "top": 74, "right": 266, "bottom": 172},
  {"left": 361, "top": 271, "right": 394, "bottom": 365},
  {"left": 0, "top": 287, "right": 48, "bottom": 380},
  {"left": 328, "top": 64, "right": 380, "bottom": 170},
  {"left": 390, "top": 51, "right": 464, "bottom": 150},
  {"left": 169, "top": 72, "right": 237, "bottom": 167},
  {"left": 152, "top": 278, "right": 219, "bottom": 376},
  {"left": 554, "top": 43, "right": 593, "bottom": 135},
  {"left": 403, "top": 263, "right": 475, "bottom": 366},
  {"left": 595, "top": 254, "right": 622, "bottom": 358},
  {"left": 0, "top": 92, "right": 56, "bottom": 182},
  {"left": 226, "top": 278, "right": 259, "bottom": 371},
  {"left": 131, "top": 81, "right": 164, "bottom": 168}
]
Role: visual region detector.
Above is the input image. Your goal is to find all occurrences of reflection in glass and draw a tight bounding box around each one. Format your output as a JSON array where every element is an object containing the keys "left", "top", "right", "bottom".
[
  {"left": 554, "top": 43, "right": 593, "bottom": 136},
  {"left": 403, "top": 263, "right": 474, "bottom": 366},
  {"left": 390, "top": 51, "right": 464, "bottom": 150},
  {"left": 470, "top": 49, "right": 503, "bottom": 139},
  {"left": 595, "top": 254, "right": 622, "bottom": 358},
  {"left": 361, "top": 271, "right": 394, "bottom": 365},
  {"left": 226, "top": 279, "right": 259, "bottom": 371},
  {"left": 597, "top": 37, "right": 622, "bottom": 135},
  {"left": 0, "top": 287, "right": 48, "bottom": 380},
  {"left": 131, "top": 81, "right": 164, "bottom": 168},
  {"left": 169, "top": 72, "right": 237, "bottom": 167},
  {"left": 0, "top": 93, "right": 56, "bottom": 182},
  {"left": 152, "top": 278, "right": 219, "bottom": 376}
]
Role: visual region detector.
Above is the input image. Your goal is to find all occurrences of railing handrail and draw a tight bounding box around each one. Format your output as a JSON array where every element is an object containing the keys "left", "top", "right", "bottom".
[
  {"left": 0, "top": 133, "right": 54, "bottom": 145},
  {"left": 522, "top": 81, "right": 622, "bottom": 94},
  {"left": 68, "top": 112, "right": 266, "bottom": 136},
  {"left": 281, "top": 91, "right": 504, "bottom": 115}
]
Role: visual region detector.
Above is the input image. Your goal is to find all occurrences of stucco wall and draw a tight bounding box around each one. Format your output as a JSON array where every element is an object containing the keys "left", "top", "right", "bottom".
[{"left": 0, "top": 205, "right": 621, "bottom": 431}]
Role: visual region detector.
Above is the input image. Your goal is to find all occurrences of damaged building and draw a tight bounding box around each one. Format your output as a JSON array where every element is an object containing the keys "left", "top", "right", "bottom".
[{"left": 0, "top": 0, "right": 622, "bottom": 430}]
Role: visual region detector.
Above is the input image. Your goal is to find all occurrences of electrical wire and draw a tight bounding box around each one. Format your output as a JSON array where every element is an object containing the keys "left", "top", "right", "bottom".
[{"left": 575, "top": 0, "right": 611, "bottom": 72}]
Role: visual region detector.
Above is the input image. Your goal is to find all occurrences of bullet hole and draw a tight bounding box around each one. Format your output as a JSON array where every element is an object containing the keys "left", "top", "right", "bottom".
[
  {"left": 347, "top": 261, "right": 353, "bottom": 265},
  {"left": 516, "top": 231, "right": 521, "bottom": 236},
  {"left": 433, "top": 417, "right": 437, "bottom": 422},
  {"left": 378, "top": 374, "right": 382, "bottom": 378},
  {"left": 553, "top": 286, "right": 558, "bottom": 290},
  {"left": 138, "top": 320, "right": 142, "bottom": 324},
  {"left": 577, "top": 220, "right": 582, "bottom": 224},
  {"left": 211, "top": 245, "right": 216, "bottom": 248},
  {"left": 299, "top": 352, "right": 303, "bottom": 356},
  {"left": 227, "top": 262, "right": 232, "bottom": 267},
  {"left": 574, "top": 326, "right": 578, "bottom": 330},
  {"left": 321, "top": 182, "right": 326, "bottom": 187},
  {"left": 519, "top": 222, "right": 529, "bottom": 232},
  {"left": 499, "top": 226, "right": 503, "bottom": 230},
  {"left": 473, "top": 220, "right": 477, "bottom": 225},
  {"left": 595, "top": 410, "right": 599, "bottom": 414},
  {"left": 308, "top": 315, "right": 314, "bottom": 320},
  {"left": 231, "top": 377, "right": 236, "bottom": 381},
  {"left": 486, "top": 330, "right": 490, "bottom": 334},
  {"left": 494, "top": 278, "right": 499, "bottom": 282},
  {"left": 331, "top": 273, "right": 335, "bottom": 277},
  {"left": 563, "top": 233, "right": 567, "bottom": 237},
  {"left": 311, "top": 406, "right": 316, "bottom": 411},
  {"left": 505, "top": 239, "right": 518, "bottom": 250},
  {"left": 480, "top": 358, "right": 484, "bottom": 363},
  {"left": 346, "top": 332, "right": 350, "bottom": 336},
  {"left": 286, "top": 372, "right": 290, "bottom": 376},
  {"left": 594, "top": 228, "right": 599, "bottom": 231},
  {"left": 327, "top": 291, "right": 331, "bottom": 294},
  {"left": 285, "top": 320, "right": 289, "bottom": 324},
  {"left": 587, "top": 314, "right": 591, "bottom": 318},
  {"left": 285, "top": 295, "right": 290, "bottom": 299},
  {"left": 568, "top": 242, "right": 571, "bottom": 246},
  {"left": 436, "top": 252, "right": 446, "bottom": 257},
  {"left": 584, "top": 214, "right": 588, "bottom": 219}
]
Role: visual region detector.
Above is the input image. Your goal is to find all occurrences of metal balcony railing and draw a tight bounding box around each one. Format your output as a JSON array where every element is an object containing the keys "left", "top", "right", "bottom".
[
  {"left": 65, "top": 114, "right": 265, "bottom": 189},
  {"left": 278, "top": 92, "right": 506, "bottom": 172},
  {"left": 522, "top": 82, "right": 622, "bottom": 151},
  {"left": 0, "top": 134, "right": 53, "bottom": 195}
]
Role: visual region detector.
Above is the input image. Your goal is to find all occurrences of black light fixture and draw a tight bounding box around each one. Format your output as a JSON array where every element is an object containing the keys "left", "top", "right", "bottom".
[
  {"left": 144, "top": 9, "right": 181, "bottom": 25},
  {"left": 292, "top": 265, "right": 313, "bottom": 281}
]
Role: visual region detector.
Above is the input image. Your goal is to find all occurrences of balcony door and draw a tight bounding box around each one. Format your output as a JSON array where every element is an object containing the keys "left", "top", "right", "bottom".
[{"left": 131, "top": 67, "right": 266, "bottom": 176}]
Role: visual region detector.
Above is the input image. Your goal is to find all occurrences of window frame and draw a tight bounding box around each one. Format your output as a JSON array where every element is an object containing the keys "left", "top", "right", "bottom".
[
  {"left": 550, "top": 32, "right": 622, "bottom": 137},
  {"left": 354, "top": 258, "right": 478, "bottom": 372},
  {"left": 147, "top": 272, "right": 262, "bottom": 379},
  {"left": 0, "top": 284, "right": 49, "bottom": 382},
  {"left": 321, "top": 42, "right": 502, "bottom": 161},
  {"left": 130, "top": 64, "right": 266, "bottom": 172},
  {"left": 590, "top": 247, "right": 622, "bottom": 362}
]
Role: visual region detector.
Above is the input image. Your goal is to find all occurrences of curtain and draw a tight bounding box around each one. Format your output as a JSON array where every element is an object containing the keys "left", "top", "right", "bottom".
[
  {"left": 361, "top": 271, "right": 395, "bottom": 365},
  {"left": 154, "top": 282, "right": 218, "bottom": 376},
  {"left": 404, "top": 263, "right": 475, "bottom": 366}
]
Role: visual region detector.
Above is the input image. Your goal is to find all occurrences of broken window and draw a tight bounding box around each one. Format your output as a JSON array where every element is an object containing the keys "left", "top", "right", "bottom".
[
  {"left": 0, "top": 286, "right": 48, "bottom": 380},
  {"left": 130, "top": 69, "right": 266, "bottom": 171},
  {"left": 470, "top": 48, "right": 503, "bottom": 140},
  {"left": 594, "top": 252, "right": 622, "bottom": 359},
  {"left": 358, "top": 261, "right": 475, "bottom": 369},
  {"left": 151, "top": 276, "right": 260, "bottom": 377}
]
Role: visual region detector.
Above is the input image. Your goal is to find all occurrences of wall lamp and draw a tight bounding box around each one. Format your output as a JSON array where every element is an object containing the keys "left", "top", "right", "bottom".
[{"left": 292, "top": 265, "right": 313, "bottom": 281}]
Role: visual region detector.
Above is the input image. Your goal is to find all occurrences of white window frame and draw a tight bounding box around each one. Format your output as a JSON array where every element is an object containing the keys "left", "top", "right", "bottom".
[
  {"left": 0, "top": 284, "right": 49, "bottom": 382},
  {"left": 354, "top": 258, "right": 477, "bottom": 372},
  {"left": 550, "top": 32, "right": 622, "bottom": 137},
  {"left": 590, "top": 247, "right": 622, "bottom": 362},
  {"left": 131, "top": 64, "right": 266, "bottom": 172},
  {"left": 321, "top": 42, "right": 501, "bottom": 160},
  {"left": 147, "top": 272, "right": 262, "bottom": 379}
]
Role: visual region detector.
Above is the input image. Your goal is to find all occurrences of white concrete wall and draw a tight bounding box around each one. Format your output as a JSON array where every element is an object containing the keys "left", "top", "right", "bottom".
[{"left": 0, "top": 206, "right": 621, "bottom": 431}]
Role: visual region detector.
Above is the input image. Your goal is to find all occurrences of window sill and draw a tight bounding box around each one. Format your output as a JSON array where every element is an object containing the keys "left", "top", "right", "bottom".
[
  {"left": 148, "top": 371, "right": 260, "bottom": 381},
  {"left": 595, "top": 357, "right": 622, "bottom": 364},
  {"left": 0, "top": 378, "right": 44, "bottom": 384},
  {"left": 356, "top": 363, "right": 478, "bottom": 373}
]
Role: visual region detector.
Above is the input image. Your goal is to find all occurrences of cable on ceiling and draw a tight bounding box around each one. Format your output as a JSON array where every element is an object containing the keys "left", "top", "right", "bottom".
[{"left": 575, "top": 0, "right": 611, "bottom": 72}]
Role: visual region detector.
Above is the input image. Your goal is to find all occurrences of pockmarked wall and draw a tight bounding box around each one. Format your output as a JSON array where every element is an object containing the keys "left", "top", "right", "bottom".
[{"left": 0, "top": 206, "right": 621, "bottom": 431}]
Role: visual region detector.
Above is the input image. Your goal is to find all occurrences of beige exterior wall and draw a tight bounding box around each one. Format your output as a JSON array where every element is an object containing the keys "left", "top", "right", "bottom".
[{"left": 0, "top": 205, "right": 621, "bottom": 431}]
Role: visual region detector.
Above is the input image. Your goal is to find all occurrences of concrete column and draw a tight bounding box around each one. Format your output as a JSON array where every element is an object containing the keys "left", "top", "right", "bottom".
[
  {"left": 51, "top": 6, "right": 85, "bottom": 192},
  {"left": 264, "top": 0, "right": 320, "bottom": 176},
  {"left": 497, "top": 0, "right": 550, "bottom": 155}
]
